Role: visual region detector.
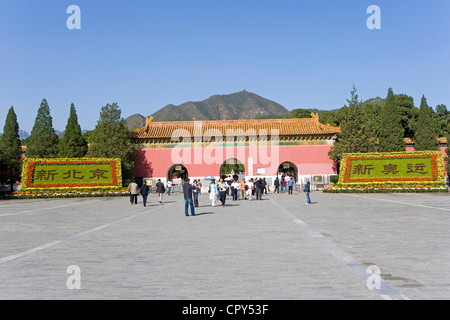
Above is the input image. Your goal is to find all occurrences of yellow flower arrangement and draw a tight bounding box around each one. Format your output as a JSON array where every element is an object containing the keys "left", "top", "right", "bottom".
[
  {"left": 330, "top": 151, "right": 447, "bottom": 193},
  {"left": 21, "top": 158, "right": 122, "bottom": 189}
]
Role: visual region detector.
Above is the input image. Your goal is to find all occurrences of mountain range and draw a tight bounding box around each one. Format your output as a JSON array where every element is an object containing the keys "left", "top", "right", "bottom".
[
  {"left": 0, "top": 129, "right": 31, "bottom": 140},
  {"left": 124, "top": 90, "right": 291, "bottom": 129},
  {"left": 123, "top": 92, "right": 388, "bottom": 129}
]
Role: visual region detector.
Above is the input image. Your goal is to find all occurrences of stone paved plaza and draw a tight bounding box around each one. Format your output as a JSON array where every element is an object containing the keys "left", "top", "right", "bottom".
[{"left": 0, "top": 190, "right": 449, "bottom": 300}]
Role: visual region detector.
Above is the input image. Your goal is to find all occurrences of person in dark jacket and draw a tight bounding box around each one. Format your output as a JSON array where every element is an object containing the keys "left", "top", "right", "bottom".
[
  {"left": 155, "top": 179, "right": 165, "bottom": 203},
  {"left": 274, "top": 177, "right": 280, "bottom": 193},
  {"left": 183, "top": 178, "right": 196, "bottom": 216},
  {"left": 140, "top": 182, "right": 150, "bottom": 207},
  {"left": 254, "top": 178, "right": 263, "bottom": 200},
  {"left": 192, "top": 180, "right": 200, "bottom": 207},
  {"left": 304, "top": 180, "right": 311, "bottom": 205}
]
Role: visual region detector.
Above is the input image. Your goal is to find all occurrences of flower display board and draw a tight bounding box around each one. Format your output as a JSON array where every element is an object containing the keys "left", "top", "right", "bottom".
[
  {"left": 21, "top": 158, "right": 122, "bottom": 189},
  {"left": 326, "top": 151, "right": 447, "bottom": 192}
]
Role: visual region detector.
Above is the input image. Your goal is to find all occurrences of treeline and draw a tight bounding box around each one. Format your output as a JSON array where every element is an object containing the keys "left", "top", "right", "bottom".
[
  {"left": 0, "top": 99, "right": 135, "bottom": 190},
  {"left": 318, "top": 86, "right": 449, "bottom": 174},
  {"left": 318, "top": 88, "right": 449, "bottom": 140}
]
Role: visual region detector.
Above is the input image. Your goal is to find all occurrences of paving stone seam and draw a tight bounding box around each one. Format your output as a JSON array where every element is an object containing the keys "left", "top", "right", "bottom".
[
  {"left": 0, "top": 199, "right": 101, "bottom": 217},
  {"left": 0, "top": 202, "right": 177, "bottom": 266},
  {"left": 345, "top": 194, "right": 450, "bottom": 212},
  {"left": 268, "top": 196, "right": 409, "bottom": 300}
]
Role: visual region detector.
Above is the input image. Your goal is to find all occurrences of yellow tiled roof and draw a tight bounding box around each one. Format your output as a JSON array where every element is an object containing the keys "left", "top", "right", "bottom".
[
  {"left": 130, "top": 114, "right": 341, "bottom": 139},
  {"left": 404, "top": 137, "right": 447, "bottom": 144}
]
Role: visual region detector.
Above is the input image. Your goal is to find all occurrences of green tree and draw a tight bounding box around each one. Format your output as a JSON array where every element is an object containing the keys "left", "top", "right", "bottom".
[
  {"left": 319, "top": 110, "right": 339, "bottom": 126},
  {"left": 287, "top": 108, "right": 312, "bottom": 118},
  {"left": 0, "top": 107, "right": 22, "bottom": 191},
  {"left": 82, "top": 130, "right": 94, "bottom": 144},
  {"left": 414, "top": 95, "right": 439, "bottom": 151},
  {"left": 378, "top": 88, "right": 405, "bottom": 152},
  {"left": 328, "top": 86, "right": 377, "bottom": 173},
  {"left": 26, "top": 98, "right": 60, "bottom": 158},
  {"left": 87, "top": 103, "right": 136, "bottom": 183},
  {"left": 435, "top": 104, "right": 449, "bottom": 136},
  {"left": 362, "top": 102, "right": 382, "bottom": 138},
  {"left": 395, "top": 94, "right": 417, "bottom": 138},
  {"left": 59, "top": 103, "right": 88, "bottom": 157}
]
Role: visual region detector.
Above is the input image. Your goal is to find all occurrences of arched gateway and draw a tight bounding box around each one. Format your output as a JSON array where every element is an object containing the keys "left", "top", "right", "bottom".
[
  {"left": 278, "top": 161, "right": 299, "bottom": 182},
  {"left": 167, "top": 163, "right": 188, "bottom": 182}
]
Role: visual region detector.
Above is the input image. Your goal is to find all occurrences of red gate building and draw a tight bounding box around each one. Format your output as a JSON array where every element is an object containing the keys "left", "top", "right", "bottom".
[{"left": 130, "top": 114, "right": 341, "bottom": 188}]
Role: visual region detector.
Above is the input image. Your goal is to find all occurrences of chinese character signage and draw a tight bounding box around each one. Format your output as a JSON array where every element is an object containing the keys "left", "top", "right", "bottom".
[
  {"left": 339, "top": 151, "right": 444, "bottom": 185},
  {"left": 21, "top": 158, "right": 122, "bottom": 189}
]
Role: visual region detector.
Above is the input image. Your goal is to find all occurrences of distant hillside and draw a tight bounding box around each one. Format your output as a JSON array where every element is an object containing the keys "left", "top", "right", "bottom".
[
  {"left": 0, "top": 129, "right": 30, "bottom": 140},
  {"left": 364, "top": 97, "right": 385, "bottom": 106},
  {"left": 123, "top": 91, "right": 388, "bottom": 129},
  {"left": 149, "top": 91, "right": 290, "bottom": 122},
  {"left": 125, "top": 113, "right": 146, "bottom": 129}
]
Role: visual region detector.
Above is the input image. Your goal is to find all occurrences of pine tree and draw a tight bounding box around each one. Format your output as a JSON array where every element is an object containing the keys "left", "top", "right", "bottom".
[
  {"left": 26, "top": 99, "right": 60, "bottom": 158},
  {"left": 378, "top": 88, "right": 405, "bottom": 152},
  {"left": 87, "top": 103, "right": 136, "bottom": 183},
  {"left": 328, "top": 86, "right": 377, "bottom": 173},
  {"left": 414, "top": 95, "right": 439, "bottom": 151},
  {"left": 395, "top": 94, "right": 417, "bottom": 139},
  {"left": 59, "top": 103, "right": 88, "bottom": 158},
  {"left": 435, "top": 104, "right": 448, "bottom": 136},
  {"left": 0, "top": 107, "right": 22, "bottom": 191}
]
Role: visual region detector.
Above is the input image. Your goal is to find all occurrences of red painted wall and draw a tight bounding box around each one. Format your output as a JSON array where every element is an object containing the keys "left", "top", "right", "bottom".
[
  {"left": 135, "top": 144, "right": 449, "bottom": 178},
  {"left": 135, "top": 144, "right": 336, "bottom": 178}
]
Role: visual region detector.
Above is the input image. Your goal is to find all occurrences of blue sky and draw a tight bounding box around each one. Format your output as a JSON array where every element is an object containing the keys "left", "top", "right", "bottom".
[{"left": 1, "top": 0, "right": 449, "bottom": 133}]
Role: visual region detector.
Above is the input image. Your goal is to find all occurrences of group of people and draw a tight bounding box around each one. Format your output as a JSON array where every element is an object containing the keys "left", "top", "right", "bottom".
[
  {"left": 208, "top": 177, "right": 272, "bottom": 206},
  {"left": 127, "top": 178, "right": 166, "bottom": 207},
  {"left": 128, "top": 175, "right": 312, "bottom": 217},
  {"left": 273, "top": 176, "right": 295, "bottom": 194},
  {"left": 181, "top": 177, "right": 275, "bottom": 216}
]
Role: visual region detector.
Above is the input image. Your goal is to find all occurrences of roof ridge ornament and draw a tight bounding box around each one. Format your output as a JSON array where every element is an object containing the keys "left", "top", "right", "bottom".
[
  {"left": 311, "top": 113, "right": 319, "bottom": 122},
  {"left": 145, "top": 116, "right": 154, "bottom": 128}
]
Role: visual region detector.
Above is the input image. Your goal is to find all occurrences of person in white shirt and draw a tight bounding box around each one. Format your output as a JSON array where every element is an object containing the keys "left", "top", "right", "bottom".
[
  {"left": 247, "top": 180, "right": 254, "bottom": 200},
  {"left": 208, "top": 179, "right": 219, "bottom": 207},
  {"left": 217, "top": 178, "right": 228, "bottom": 207},
  {"left": 231, "top": 179, "right": 240, "bottom": 201}
]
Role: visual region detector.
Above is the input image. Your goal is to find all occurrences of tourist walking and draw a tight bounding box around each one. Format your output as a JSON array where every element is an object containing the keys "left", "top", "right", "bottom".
[
  {"left": 281, "top": 178, "right": 286, "bottom": 193},
  {"left": 274, "top": 177, "right": 280, "bottom": 193},
  {"left": 183, "top": 178, "right": 196, "bottom": 216},
  {"left": 218, "top": 178, "right": 228, "bottom": 207},
  {"left": 247, "top": 179, "right": 254, "bottom": 200},
  {"left": 155, "top": 179, "right": 166, "bottom": 203},
  {"left": 192, "top": 180, "right": 200, "bottom": 207},
  {"left": 208, "top": 179, "right": 219, "bottom": 207},
  {"left": 254, "top": 178, "right": 263, "bottom": 200},
  {"left": 140, "top": 182, "right": 150, "bottom": 207},
  {"left": 288, "top": 177, "right": 294, "bottom": 194},
  {"left": 167, "top": 179, "right": 173, "bottom": 196},
  {"left": 231, "top": 179, "right": 240, "bottom": 201},
  {"left": 304, "top": 180, "right": 312, "bottom": 205},
  {"left": 127, "top": 179, "right": 139, "bottom": 205},
  {"left": 197, "top": 181, "right": 202, "bottom": 195},
  {"left": 240, "top": 179, "right": 247, "bottom": 200},
  {"left": 262, "top": 178, "right": 268, "bottom": 194}
]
